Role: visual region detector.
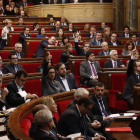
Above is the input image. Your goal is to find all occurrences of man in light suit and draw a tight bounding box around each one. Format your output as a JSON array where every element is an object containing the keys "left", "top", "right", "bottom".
[
  {"left": 55, "top": 62, "right": 79, "bottom": 91},
  {"left": 90, "top": 32, "right": 105, "bottom": 46},
  {"left": 3, "top": 52, "right": 24, "bottom": 75},
  {"left": 131, "top": 34, "right": 140, "bottom": 46},
  {"left": 6, "top": 70, "right": 38, "bottom": 108},
  {"left": 80, "top": 51, "right": 101, "bottom": 87},
  {"left": 97, "top": 42, "right": 111, "bottom": 56},
  {"left": 104, "top": 50, "right": 126, "bottom": 68}
]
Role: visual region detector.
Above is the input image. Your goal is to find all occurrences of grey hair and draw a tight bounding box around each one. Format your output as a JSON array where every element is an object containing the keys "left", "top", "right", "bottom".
[
  {"left": 110, "top": 50, "right": 117, "bottom": 55},
  {"left": 74, "top": 88, "right": 89, "bottom": 99},
  {"left": 15, "top": 42, "right": 22, "bottom": 48},
  {"left": 34, "top": 109, "right": 52, "bottom": 128},
  {"left": 101, "top": 42, "right": 108, "bottom": 47}
]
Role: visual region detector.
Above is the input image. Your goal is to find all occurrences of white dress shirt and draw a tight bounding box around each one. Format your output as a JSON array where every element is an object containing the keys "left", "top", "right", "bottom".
[
  {"left": 60, "top": 77, "right": 70, "bottom": 91},
  {"left": 111, "top": 41, "right": 117, "bottom": 46},
  {"left": 125, "top": 33, "right": 129, "bottom": 38},
  {"left": 111, "top": 59, "right": 117, "bottom": 68}
]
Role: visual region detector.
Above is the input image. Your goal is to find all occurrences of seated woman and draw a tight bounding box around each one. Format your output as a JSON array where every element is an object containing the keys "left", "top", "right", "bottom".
[
  {"left": 68, "top": 23, "right": 74, "bottom": 32},
  {"left": 36, "top": 27, "right": 47, "bottom": 38},
  {"left": 33, "top": 22, "right": 40, "bottom": 31},
  {"left": 42, "top": 56, "right": 66, "bottom": 95},
  {"left": 83, "top": 23, "right": 90, "bottom": 31},
  {"left": 55, "top": 28, "right": 64, "bottom": 38},
  {"left": 59, "top": 35, "right": 69, "bottom": 46},
  {"left": 11, "top": 2, "right": 18, "bottom": 14},
  {"left": 103, "top": 27, "right": 111, "bottom": 37},
  {"left": 122, "top": 40, "right": 135, "bottom": 56},
  {"left": 60, "top": 43, "right": 73, "bottom": 69},
  {"left": 17, "top": 5, "right": 27, "bottom": 16}
]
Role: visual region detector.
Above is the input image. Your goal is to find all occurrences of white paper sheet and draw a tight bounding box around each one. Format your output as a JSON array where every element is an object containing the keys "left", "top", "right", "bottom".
[
  {"left": 18, "top": 90, "right": 27, "bottom": 97},
  {"left": 123, "top": 113, "right": 135, "bottom": 116},
  {"left": 67, "top": 133, "right": 81, "bottom": 138},
  {"left": 108, "top": 114, "right": 120, "bottom": 118},
  {"left": 0, "top": 136, "right": 9, "bottom": 140}
]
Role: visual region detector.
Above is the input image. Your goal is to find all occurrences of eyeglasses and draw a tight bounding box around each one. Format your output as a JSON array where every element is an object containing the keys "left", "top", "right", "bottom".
[{"left": 20, "top": 79, "right": 26, "bottom": 82}]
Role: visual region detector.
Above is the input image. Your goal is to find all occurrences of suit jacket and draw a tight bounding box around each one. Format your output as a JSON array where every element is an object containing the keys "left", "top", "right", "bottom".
[
  {"left": 55, "top": 74, "right": 79, "bottom": 90},
  {"left": 80, "top": 60, "right": 101, "bottom": 84},
  {"left": 123, "top": 59, "right": 137, "bottom": 99},
  {"left": 18, "top": 32, "right": 31, "bottom": 51},
  {"left": 91, "top": 95, "right": 111, "bottom": 121},
  {"left": 119, "top": 33, "right": 132, "bottom": 38},
  {"left": 97, "top": 50, "right": 111, "bottom": 56},
  {"left": 104, "top": 60, "right": 123, "bottom": 68},
  {"left": 46, "top": 22, "right": 55, "bottom": 25},
  {"left": 16, "top": 23, "right": 26, "bottom": 25},
  {"left": 11, "top": 50, "right": 25, "bottom": 58},
  {"left": 36, "top": 39, "right": 50, "bottom": 58},
  {"left": 51, "top": 26, "right": 63, "bottom": 31},
  {"left": 6, "top": 80, "right": 26, "bottom": 107},
  {"left": 75, "top": 42, "right": 86, "bottom": 56},
  {"left": 108, "top": 40, "right": 122, "bottom": 46},
  {"left": 90, "top": 38, "right": 105, "bottom": 46},
  {"left": 0, "top": 100, "right": 4, "bottom": 111},
  {"left": 3, "top": 63, "right": 24, "bottom": 75},
  {"left": 134, "top": 40, "right": 140, "bottom": 45},
  {"left": 86, "top": 33, "right": 94, "bottom": 38},
  {"left": 57, "top": 105, "right": 97, "bottom": 137}
]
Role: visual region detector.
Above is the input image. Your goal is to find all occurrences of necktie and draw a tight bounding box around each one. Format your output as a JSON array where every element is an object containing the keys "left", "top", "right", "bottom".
[
  {"left": 14, "top": 65, "right": 18, "bottom": 72},
  {"left": 99, "top": 99, "right": 108, "bottom": 116},
  {"left": 80, "top": 116, "right": 87, "bottom": 136},
  {"left": 114, "top": 61, "right": 117, "bottom": 68},
  {"left": 137, "top": 74, "right": 140, "bottom": 83},
  {"left": 90, "top": 63, "right": 97, "bottom": 76},
  {"left": 24, "top": 3, "right": 27, "bottom": 6}
]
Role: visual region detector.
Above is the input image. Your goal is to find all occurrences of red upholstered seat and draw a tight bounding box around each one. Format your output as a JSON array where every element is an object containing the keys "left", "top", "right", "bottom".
[
  {"left": 26, "top": 113, "right": 34, "bottom": 121},
  {"left": 57, "top": 99, "right": 73, "bottom": 115},
  {"left": 98, "top": 60, "right": 108, "bottom": 68},
  {"left": 25, "top": 79, "right": 42, "bottom": 97},
  {"left": 53, "top": 112, "right": 59, "bottom": 122},
  {"left": 0, "top": 51, "right": 12, "bottom": 59},
  {"left": 91, "top": 49, "right": 102, "bottom": 56},
  {"left": 2, "top": 83, "right": 8, "bottom": 89}
]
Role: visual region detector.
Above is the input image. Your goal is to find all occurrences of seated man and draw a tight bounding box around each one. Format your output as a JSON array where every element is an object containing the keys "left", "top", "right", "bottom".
[
  {"left": 119, "top": 26, "right": 131, "bottom": 38},
  {"left": 131, "top": 33, "right": 140, "bottom": 45},
  {"left": 11, "top": 42, "right": 25, "bottom": 59},
  {"left": 46, "top": 17, "right": 55, "bottom": 25},
  {"left": 90, "top": 32, "right": 105, "bottom": 46},
  {"left": 80, "top": 51, "right": 101, "bottom": 87},
  {"left": 98, "top": 42, "right": 111, "bottom": 56},
  {"left": 18, "top": 26, "right": 31, "bottom": 51},
  {"left": 104, "top": 50, "right": 126, "bottom": 68},
  {"left": 6, "top": 70, "right": 38, "bottom": 107},
  {"left": 3, "top": 52, "right": 24, "bottom": 75},
  {"left": 98, "top": 22, "right": 106, "bottom": 31},
  {"left": 51, "top": 21, "right": 62, "bottom": 31},
  {"left": 16, "top": 17, "right": 26, "bottom": 25},
  {"left": 108, "top": 33, "right": 122, "bottom": 46},
  {"left": 55, "top": 62, "right": 79, "bottom": 91},
  {"left": 123, "top": 48, "right": 139, "bottom": 109},
  {"left": 60, "top": 16, "right": 68, "bottom": 25},
  {"left": 86, "top": 26, "right": 96, "bottom": 38},
  {"left": 36, "top": 36, "right": 56, "bottom": 58},
  {"left": 19, "top": 10, "right": 27, "bottom": 17},
  {"left": 57, "top": 97, "right": 105, "bottom": 139}
]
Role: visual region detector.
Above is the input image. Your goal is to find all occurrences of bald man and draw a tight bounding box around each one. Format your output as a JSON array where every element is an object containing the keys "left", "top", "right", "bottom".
[
  {"left": 51, "top": 21, "right": 63, "bottom": 31},
  {"left": 97, "top": 42, "right": 111, "bottom": 56}
]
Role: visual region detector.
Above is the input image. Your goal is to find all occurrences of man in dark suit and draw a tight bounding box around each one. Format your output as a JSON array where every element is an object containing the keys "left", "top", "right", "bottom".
[
  {"left": 16, "top": 17, "right": 26, "bottom": 25},
  {"left": 104, "top": 50, "right": 126, "bottom": 68},
  {"left": 98, "top": 42, "right": 110, "bottom": 56},
  {"left": 51, "top": 21, "right": 62, "bottom": 31},
  {"left": 6, "top": 70, "right": 38, "bottom": 108},
  {"left": 12, "top": 42, "right": 25, "bottom": 59},
  {"left": 119, "top": 26, "right": 132, "bottom": 38},
  {"left": 18, "top": 27, "right": 31, "bottom": 52},
  {"left": 108, "top": 33, "right": 122, "bottom": 46},
  {"left": 18, "top": 0, "right": 29, "bottom": 7},
  {"left": 46, "top": 17, "right": 55, "bottom": 25},
  {"left": 36, "top": 36, "right": 56, "bottom": 58},
  {"left": 91, "top": 82, "right": 112, "bottom": 122},
  {"left": 60, "top": 16, "right": 68, "bottom": 25},
  {"left": 75, "top": 38, "right": 91, "bottom": 56},
  {"left": 90, "top": 32, "right": 105, "bottom": 46},
  {"left": 3, "top": 52, "right": 24, "bottom": 75},
  {"left": 80, "top": 51, "right": 101, "bottom": 87},
  {"left": 86, "top": 26, "right": 96, "bottom": 38},
  {"left": 123, "top": 48, "right": 140, "bottom": 109},
  {"left": 98, "top": 22, "right": 106, "bottom": 31},
  {"left": 58, "top": 97, "right": 105, "bottom": 139},
  {"left": 55, "top": 62, "right": 79, "bottom": 91},
  {"left": 131, "top": 33, "right": 140, "bottom": 46}
]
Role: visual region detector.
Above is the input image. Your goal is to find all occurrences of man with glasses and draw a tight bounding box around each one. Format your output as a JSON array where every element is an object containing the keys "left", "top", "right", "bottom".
[
  {"left": 108, "top": 33, "right": 122, "bottom": 46},
  {"left": 123, "top": 48, "right": 140, "bottom": 109},
  {"left": 104, "top": 50, "right": 125, "bottom": 68},
  {"left": 3, "top": 52, "right": 24, "bottom": 75},
  {"left": 6, "top": 69, "right": 38, "bottom": 108}
]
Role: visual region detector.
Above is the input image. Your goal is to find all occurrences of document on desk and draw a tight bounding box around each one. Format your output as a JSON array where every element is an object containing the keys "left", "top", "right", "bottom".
[
  {"left": 123, "top": 113, "right": 135, "bottom": 116},
  {"left": 0, "top": 136, "right": 9, "bottom": 140},
  {"left": 0, "top": 125, "right": 6, "bottom": 132},
  {"left": 67, "top": 133, "right": 81, "bottom": 138},
  {"left": 18, "top": 91, "right": 30, "bottom": 103},
  {"left": 108, "top": 114, "right": 120, "bottom": 118}
]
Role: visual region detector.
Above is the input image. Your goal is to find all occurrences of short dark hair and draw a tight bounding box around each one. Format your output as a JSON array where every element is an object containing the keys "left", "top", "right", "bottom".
[
  {"left": 62, "top": 35, "right": 69, "bottom": 45},
  {"left": 133, "top": 60, "right": 140, "bottom": 68},
  {"left": 95, "top": 82, "right": 104, "bottom": 88},
  {"left": 77, "top": 97, "right": 94, "bottom": 108},
  {"left": 55, "top": 62, "right": 64, "bottom": 70},
  {"left": 23, "top": 26, "right": 29, "bottom": 31},
  {"left": 131, "top": 33, "right": 138, "bottom": 38},
  {"left": 86, "top": 50, "right": 95, "bottom": 60},
  {"left": 84, "top": 42, "right": 91, "bottom": 48},
  {"left": 33, "top": 22, "right": 40, "bottom": 29},
  {"left": 8, "top": 52, "right": 17, "bottom": 59},
  {"left": 15, "top": 69, "right": 27, "bottom": 79},
  {"left": 72, "top": 28, "right": 79, "bottom": 33},
  {"left": 123, "top": 25, "right": 130, "bottom": 30}
]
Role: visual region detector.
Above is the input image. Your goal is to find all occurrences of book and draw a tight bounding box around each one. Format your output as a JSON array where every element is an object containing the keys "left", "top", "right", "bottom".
[{"left": 105, "top": 127, "right": 132, "bottom": 132}]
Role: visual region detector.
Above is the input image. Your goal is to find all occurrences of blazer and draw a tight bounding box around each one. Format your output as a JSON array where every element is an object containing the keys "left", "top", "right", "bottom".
[
  {"left": 6, "top": 80, "right": 26, "bottom": 107},
  {"left": 0, "top": 100, "right": 4, "bottom": 111},
  {"left": 36, "top": 39, "right": 50, "bottom": 58},
  {"left": 123, "top": 59, "right": 137, "bottom": 99},
  {"left": 80, "top": 60, "right": 101, "bottom": 84},
  {"left": 57, "top": 105, "right": 97, "bottom": 137},
  {"left": 97, "top": 50, "right": 111, "bottom": 56},
  {"left": 119, "top": 33, "right": 132, "bottom": 38},
  {"left": 11, "top": 50, "right": 25, "bottom": 58},
  {"left": 90, "top": 38, "right": 105, "bottom": 46},
  {"left": 55, "top": 74, "right": 79, "bottom": 90},
  {"left": 86, "top": 33, "right": 94, "bottom": 38},
  {"left": 75, "top": 42, "right": 86, "bottom": 56},
  {"left": 46, "top": 22, "right": 55, "bottom": 25},
  {"left": 108, "top": 40, "right": 122, "bottom": 46},
  {"left": 104, "top": 60, "right": 123, "bottom": 68},
  {"left": 91, "top": 94, "right": 111, "bottom": 121},
  {"left": 3, "top": 63, "right": 24, "bottom": 75},
  {"left": 51, "top": 26, "right": 63, "bottom": 31}
]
